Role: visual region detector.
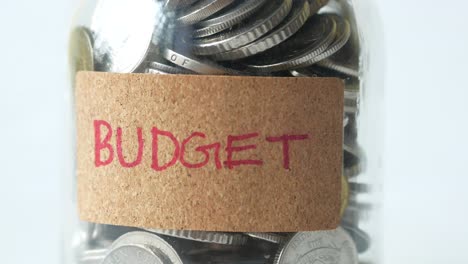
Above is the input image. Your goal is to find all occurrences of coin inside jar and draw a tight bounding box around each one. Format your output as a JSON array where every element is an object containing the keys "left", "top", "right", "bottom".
[
  {"left": 102, "top": 244, "right": 168, "bottom": 264},
  {"left": 145, "top": 229, "right": 248, "bottom": 245},
  {"left": 193, "top": 0, "right": 268, "bottom": 38},
  {"left": 91, "top": 0, "right": 158, "bottom": 73},
  {"left": 192, "top": 0, "right": 293, "bottom": 55},
  {"left": 244, "top": 233, "right": 287, "bottom": 244},
  {"left": 211, "top": 0, "right": 310, "bottom": 61},
  {"left": 110, "top": 231, "right": 184, "bottom": 264},
  {"left": 243, "top": 14, "right": 337, "bottom": 72},
  {"left": 176, "top": 0, "right": 235, "bottom": 25},
  {"left": 274, "top": 228, "right": 358, "bottom": 264}
]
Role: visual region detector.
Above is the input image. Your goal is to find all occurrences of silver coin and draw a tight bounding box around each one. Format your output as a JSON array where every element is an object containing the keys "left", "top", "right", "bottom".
[
  {"left": 345, "top": 93, "right": 359, "bottom": 115},
  {"left": 349, "top": 182, "right": 371, "bottom": 193},
  {"left": 91, "top": 0, "right": 158, "bottom": 73},
  {"left": 177, "top": 0, "right": 235, "bottom": 25},
  {"left": 192, "top": 0, "right": 293, "bottom": 55},
  {"left": 317, "top": 59, "right": 359, "bottom": 77},
  {"left": 102, "top": 244, "right": 168, "bottom": 264},
  {"left": 193, "top": 0, "right": 267, "bottom": 38},
  {"left": 244, "top": 14, "right": 336, "bottom": 72},
  {"left": 345, "top": 101, "right": 358, "bottom": 114},
  {"left": 274, "top": 228, "right": 358, "bottom": 264},
  {"left": 259, "top": 14, "right": 351, "bottom": 72},
  {"left": 146, "top": 229, "right": 248, "bottom": 245},
  {"left": 309, "top": 0, "right": 330, "bottom": 16},
  {"left": 162, "top": 47, "right": 231, "bottom": 74},
  {"left": 342, "top": 224, "right": 371, "bottom": 253},
  {"left": 345, "top": 88, "right": 359, "bottom": 100},
  {"left": 346, "top": 201, "right": 372, "bottom": 212},
  {"left": 111, "top": 231, "right": 183, "bottom": 264},
  {"left": 146, "top": 61, "right": 194, "bottom": 74},
  {"left": 290, "top": 65, "right": 354, "bottom": 80},
  {"left": 211, "top": 0, "right": 310, "bottom": 61},
  {"left": 244, "top": 233, "right": 287, "bottom": 244},
  {"left": 305, "top": 14, "right": 352, "bottom": 65},
  {"left": 146, "top": 68, "right": 179, "bottom": 75},
  {"left": 163, "top": 0, "right": 199, "bottom": 11}
]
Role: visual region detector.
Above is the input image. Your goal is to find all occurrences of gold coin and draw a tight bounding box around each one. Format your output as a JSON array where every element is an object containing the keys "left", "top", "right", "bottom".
[
  {"left": 69, "top": 26, "right": 94, "bottom": 85},
  {"left": 341, "top": 175, "right": 349, "bottom": 216}
]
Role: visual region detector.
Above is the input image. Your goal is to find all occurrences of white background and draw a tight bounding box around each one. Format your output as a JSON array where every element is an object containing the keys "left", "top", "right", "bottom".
[{"left": 1, "top": 0, "right": 467, "bottom": 263}]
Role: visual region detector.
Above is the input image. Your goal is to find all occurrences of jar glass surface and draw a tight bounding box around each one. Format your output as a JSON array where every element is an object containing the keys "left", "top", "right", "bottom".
[{"left": 64, "top": 0, "right": 383, "bottom": 263}]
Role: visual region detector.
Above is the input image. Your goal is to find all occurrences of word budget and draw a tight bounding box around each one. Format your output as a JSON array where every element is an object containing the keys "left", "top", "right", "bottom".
[{"left": 93, "top": 120, "right": 310, "bottom": 171}]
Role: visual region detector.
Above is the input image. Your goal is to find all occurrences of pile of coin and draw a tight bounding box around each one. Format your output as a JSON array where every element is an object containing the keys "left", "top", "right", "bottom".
[{"left": 69, "top": 0, "right": 372, "bottom": 263}]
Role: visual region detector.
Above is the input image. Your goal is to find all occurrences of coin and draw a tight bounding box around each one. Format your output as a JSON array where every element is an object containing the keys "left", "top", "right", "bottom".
[
  {"left": 274, "top": 228, "right": 358, "bottom": 264},
  {"left": 146, "top": 61, "right": 194, "bottom": 74},
  {"left": 145, "top": 229, "right": 248, "bottom": 245},
  {"left": 308, "top": 14, "right": 352, "bottom": 65},
  {"left": 289, "top": 65, "right": 355, "bottom": 84},
  {"left": 345, "top": 102, "right": 358, "bottom": 114},
  {"left": 69, "top": 26, "right": 94, "bottom": 84},
  {"left": 345, "top": 88, "right": 359, "bottom": 100},
  {"left": 91, "top": 0, "right": 157, "bottom": 72},
  {"left": 102, "top": 244, "right": 168, "bottom": 264},
  {"left": 163, "top": 0, "right": 199, "bottom": 11},
  {"left": 177, "top": 0, "right": 235, "bottom": 25},
  {"left": 309, "top": 0, "right": 330, "bottom": 16},
  {"left": 244, "top": 233, "right": 287, "bottom": 244},
  {"left": 345, "top": 97, "right": 359, "bottom": 114},
  {"left": 193, "top": 0, "right": 267, "bottom": 38},
  {"left": 342, "top": 224, "right": 371, "bottom": 253},
  {"left": 192, "top": 0, "right": 292, "bottom": 55},
  {"left": 349, "top": 182, "right": 371, "bottom": 193},
  {"left": 317, "top": 59, "right": 359, "bottom": 77},
  {"left": 111, "top": 231, "right": 183, "bottom": 264},
  {"left": 276, "top": 14, "right": 352, "bottom": 71},
  {"left": 162, "top": 47, "right": 232, "bottom": 74},
  {"left": 211, "top": 0, "right": 310, "bottom": 61},
  {"left": 346, "top": 201, "right": 372, "bottom": 212},
  {"left": 243, "top": 14, "right": 336, "bottom": 72}
]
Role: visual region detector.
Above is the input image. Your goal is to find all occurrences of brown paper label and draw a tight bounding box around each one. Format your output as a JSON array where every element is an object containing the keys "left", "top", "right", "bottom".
[{"left": 76, "top": 72, "right": 343, "bottom": 232}]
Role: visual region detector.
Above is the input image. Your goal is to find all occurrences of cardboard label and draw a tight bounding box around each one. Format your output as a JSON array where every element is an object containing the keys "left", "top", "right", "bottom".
[{"left": 76, "top": 72, "right": 344, "bottom": 232}]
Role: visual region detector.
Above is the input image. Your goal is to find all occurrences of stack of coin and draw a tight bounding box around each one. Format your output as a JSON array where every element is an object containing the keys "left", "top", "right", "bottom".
[{"left": 70, "top": 0, "right": 373, "bottom": 263}]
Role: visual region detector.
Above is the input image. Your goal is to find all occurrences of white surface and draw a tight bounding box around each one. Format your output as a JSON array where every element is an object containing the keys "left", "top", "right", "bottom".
[
  {"left": 0, "top": 1, "right": 72, "bottom": 263},
  {"left": 0, "top": 0, "right": 467, "bottom": 263},
  {"left": 381, "top": 1, "right": 468, "bottom": 263}
]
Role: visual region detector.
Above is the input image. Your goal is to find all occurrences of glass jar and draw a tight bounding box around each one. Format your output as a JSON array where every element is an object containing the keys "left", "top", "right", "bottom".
[{"left": 65, "top": 0, "right": 384, "bottom": 264}]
